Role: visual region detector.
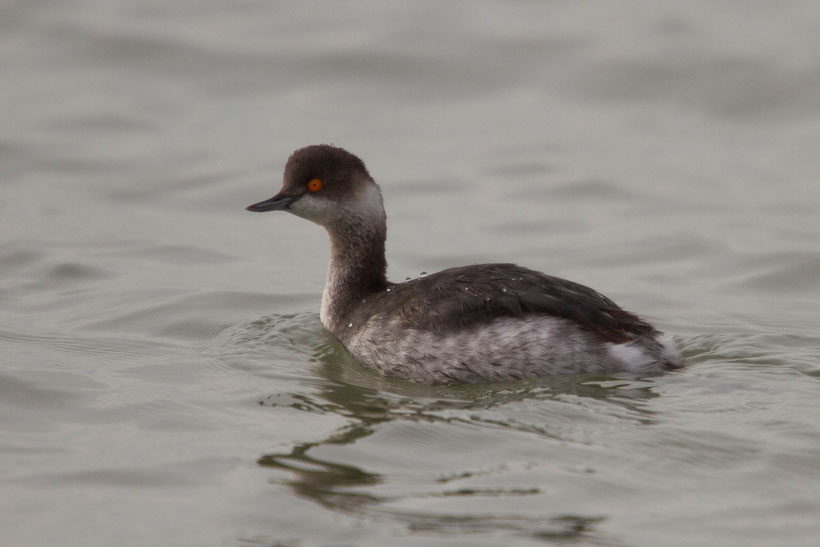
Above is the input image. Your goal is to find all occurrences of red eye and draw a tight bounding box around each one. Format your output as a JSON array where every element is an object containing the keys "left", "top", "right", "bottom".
[{"left": 308, "top": 178, "right": 322, "bottom": 192}]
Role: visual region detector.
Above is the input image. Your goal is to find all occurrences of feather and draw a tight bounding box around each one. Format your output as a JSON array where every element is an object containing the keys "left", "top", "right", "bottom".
[{"left": 353, "top": 263, "right": 657, "bottom": 343}]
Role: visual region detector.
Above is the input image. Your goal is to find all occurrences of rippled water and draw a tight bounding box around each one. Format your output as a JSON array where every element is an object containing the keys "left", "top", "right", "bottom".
[{"left": 2, "top": 1, "right": 820, "bottom": 545}]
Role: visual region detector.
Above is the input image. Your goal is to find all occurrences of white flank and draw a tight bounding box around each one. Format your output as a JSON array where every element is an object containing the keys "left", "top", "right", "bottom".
[{"left": 608, "top": 341, "right": 653, "bottom": 372}]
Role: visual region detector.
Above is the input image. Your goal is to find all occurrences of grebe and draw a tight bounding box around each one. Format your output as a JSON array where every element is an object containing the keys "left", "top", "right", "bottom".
[{"left": 246, "top": 145, "right": 681, "bottom": 384}]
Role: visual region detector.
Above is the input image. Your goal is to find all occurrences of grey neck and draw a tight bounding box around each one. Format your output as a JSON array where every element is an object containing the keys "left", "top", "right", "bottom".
[{"left": 321, "top": 217, "right": 388, "bottom": 333}]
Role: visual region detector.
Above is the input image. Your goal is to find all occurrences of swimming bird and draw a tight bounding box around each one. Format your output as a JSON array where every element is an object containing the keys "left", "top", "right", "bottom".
[{"left": 246, "top": 145, "right": 681, "bottom": 384}]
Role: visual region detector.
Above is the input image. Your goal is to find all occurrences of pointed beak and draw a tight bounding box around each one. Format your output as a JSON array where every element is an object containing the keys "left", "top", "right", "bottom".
[{"left": 245, "top": 192, "right": 295, "bottom": 212}]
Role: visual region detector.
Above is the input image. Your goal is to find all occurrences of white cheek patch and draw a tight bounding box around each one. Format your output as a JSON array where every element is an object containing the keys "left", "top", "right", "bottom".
[
  {"left": 345, "top": 183, "right": 384, "bottom": 220},
  {"left": 288, "top": 194, "right": 340, "bottom": 225},
  {"left": 289, "top": 182, "right": 385, "bottom": 229}
]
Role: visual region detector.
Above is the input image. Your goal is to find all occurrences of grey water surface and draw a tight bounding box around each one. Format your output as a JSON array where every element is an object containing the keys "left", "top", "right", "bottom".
[{"left": 2, "top": 1, "right": 820, "bottom": 546}]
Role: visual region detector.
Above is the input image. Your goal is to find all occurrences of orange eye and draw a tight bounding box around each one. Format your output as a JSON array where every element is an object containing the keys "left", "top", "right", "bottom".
[{"left": 307, "top": 178, "right": 322, "bottom": 192}]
